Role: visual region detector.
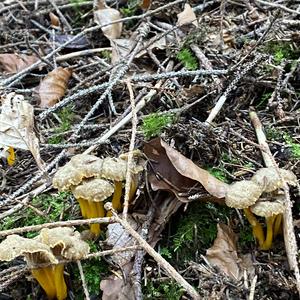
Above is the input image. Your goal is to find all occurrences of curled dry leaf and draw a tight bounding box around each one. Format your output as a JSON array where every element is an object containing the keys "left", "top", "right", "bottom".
[
  {"left": 177, "top": 3, "right": 198, "bottom": 27},
  {"left": 0, "top": 93, "right": 44, "bottom": 170},
  {"left": 94, "top": 1, "right": 122, "bottom": 40},
  {"left": 0, "top": 53, "right": 38, "bottom": 74},
  {"left": 206, "top": 224, "right": 255, "bottom": 280},
  {"left": 144, "top": 138, "right": 229, "bottom": 202},
  {"left": 38, "top": 67, "right": 72, "bottom": 108},
  {"left": 49, "top": 12, "right": 60, "bottom": 28}
]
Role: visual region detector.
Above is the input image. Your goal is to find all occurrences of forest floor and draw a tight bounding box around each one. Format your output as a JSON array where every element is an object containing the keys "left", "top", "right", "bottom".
[{"left": 0, "top": 0, "right": 300, "bottom": 299}]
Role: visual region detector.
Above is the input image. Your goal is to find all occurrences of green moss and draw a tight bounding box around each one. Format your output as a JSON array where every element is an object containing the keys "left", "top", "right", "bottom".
[
  {"left": 283, "top": 133, "right": 300, "bottom": 159},
  {"left": 263, "top": 41, "right": 298, "bottom": 65},
  {"left": 0, "top": 192, "right": 71, "bottom": 238},
  {"left": 207, "top": 167, "right": 229, "bottom": 183},
  {"left": 141, "top": 113, "right": 174, "bottom": 139},
  {"left": 177, "top": 48, "right": 198, "bottom": 70},
  {"left": 73, "top": 241, "right": 110, "bottom": 297},
  {"left": 48, "top": 106, "right": 74, "bottom": 144},
  {"left": 168, "top": 202, "right": 231, "bottom": 261},
  {"left": 144, "top": 281, "right": 184, "bottom": 300}
]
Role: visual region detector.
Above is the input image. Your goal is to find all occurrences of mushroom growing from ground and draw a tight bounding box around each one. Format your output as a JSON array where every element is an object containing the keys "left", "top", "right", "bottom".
[
  {"left": 225, "top": 180, "right": 265, "bottom": 247},
  {"left": 52, "top": 154, "right": 103, "bottom": 191},
  {"left": 72, "top": 178, "right": 114, "bottom": 235},
  {"left": 251, "top": 167, "right": 298, "bottom": 192},
  {"left": 0, "top": 227, "right": 89, "bottom": 300},
  {"left": 250, "top": 199, "right": 285, "bottom": 250},
  {"left": 99, "top": 157, "right": 143, "bottom": 216}
]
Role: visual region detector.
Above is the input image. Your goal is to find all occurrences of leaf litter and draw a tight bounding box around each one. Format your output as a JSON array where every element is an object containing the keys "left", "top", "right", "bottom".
[{"left": 0, "top": 0, "right": 299, "bottom": 299}]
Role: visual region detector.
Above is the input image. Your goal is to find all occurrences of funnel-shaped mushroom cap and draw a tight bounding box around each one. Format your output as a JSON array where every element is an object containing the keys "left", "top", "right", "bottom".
[
  {"left": 99, "top": 157, "right": 143, "bottom": 181},
  {"left": 52, "top": 154, "right": 103, "bottom": 191},
  {"left": 225, "top": 180, "right": 263, "bottom": 209},
  {"left": 250, "top": 199, "right": 285, "bottom": 217},
  {"left": 100, "top": 157, "right": 127, "bottom": 181},
  {"left": 36, "top": 227, "right": 90, "bottom": 260},
  {"left": 252, "top": 167, "right": 297, "bottom": 192},
  {"left": 0, "top": 235, "right": 58, "bottom": 266},
  {"left": 72, "top": 178, "right": 114, "bottom": 202}
]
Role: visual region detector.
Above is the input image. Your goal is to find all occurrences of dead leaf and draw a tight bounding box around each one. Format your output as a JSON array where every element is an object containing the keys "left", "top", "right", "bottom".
[
  {"left": 0, "top": 54, "right": 39, "bottom": 74},
  {"left": 106, "top": 216, "right": 140, "bottom": 267},
  {"left": 94, "top": 1, "right": 122, "bottom": 40},
  {"left": 144, "top": 138, "right": 229, "bottom": 202},
  {"left": 54, "top": 34, "right": 89, "bottom": 49},
  {"left": 38, "top": 67, "right": 72, "bottom": 108},
  {"left": 110, "top": 36, "right": 166, "bottom": 64},
  {"left": 49, "top": 12, "right": 60, "bottom": 28},
  {"left": 100, "top": 263, "right": 135, "bottom": 300},
  {"left": 0, "top": 93, "right": 44, "bottom": 170},
  {"left": 177, "top": 3, "right": 198, "bottom": 27},
  {"left": 140, "top": 0, "right": 151, "bottom": 10},
  {"left": 206, "top": 224, "right": 254, "bottom": 280}
]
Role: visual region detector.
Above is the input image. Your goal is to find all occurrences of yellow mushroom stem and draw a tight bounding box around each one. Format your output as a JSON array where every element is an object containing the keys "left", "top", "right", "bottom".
[
  {"left": 243, "top": 208, "right": 265, "bottom": 248},
  {"left": 111, "top": 181, "right": 123, "bottom": 212},
  {"left": 77, "top": 198, "right": 105, "bottom": 236},
  {"left": 261, "top": 215, "right": 276, "bottom": 251},
  {"left": 273, "top": 213, "right": 282, "bottom": 238},
  {"left": 31, "top": 264, "right": 67, "bottom": 300},
  {"left": 107, "top": 177, "right": 138, "bottom": 217}
]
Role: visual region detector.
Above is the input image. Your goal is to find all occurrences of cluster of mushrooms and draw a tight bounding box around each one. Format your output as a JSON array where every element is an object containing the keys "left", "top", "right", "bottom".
[
  {"left": 225, "top": 167, "right": 298, "bottom": 250},
  {"left": 0, "top": 227, "right": 89, "bottom": 300},
  {"left": 52, "top": 153, "right": 143, "bottom": 236}
]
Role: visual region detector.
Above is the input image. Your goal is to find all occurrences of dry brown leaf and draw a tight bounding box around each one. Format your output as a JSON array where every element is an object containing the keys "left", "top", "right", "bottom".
[
  {"left": 206, "top": 224, "right": 254, "bottom": 280},
  {"left": 140, "top": 0, "right": 151, "bottom": 10},
  {"left": 49, "top": 12, "right": 60, "bottom": 28},
  {"left": 0, "top": 53, "right": 39, "bottom": 74},
  {"left": 0, "top": 93, "right": 44, "bottom": 170},
  {"left": 177, "top": 3, "right": 198, "bottom": 27},
  {"left": 38, "top": 67, "right": 72, "bottom": 108},
  {"left": 144, "top": 138, "right": 228, "bottom": 202},
  {"left": 94, "top": 1, "right": 122, "bottom": 40}
]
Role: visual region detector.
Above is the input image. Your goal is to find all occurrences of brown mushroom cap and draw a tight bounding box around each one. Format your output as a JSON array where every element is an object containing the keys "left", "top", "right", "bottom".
[
  {"left": 52, "top": 154, "right": 103, "bottom": 191},
  {"left": 251, "top": 167, "right": 297, "bottom": 193},
  {"left": 36, "top": 227, "right": 89, "bottom": 260},
  {"left": 0, "top": 235, "right": 58, "bottom": 266},
  {"left": 72, "top": 178, "right": 114, "bottom": 202},
  {"left": 250, "top": 199, "right": 285, "bottom": 217},
  {"left": 225, "top": 180, "right": 263, "bottom": 209}
]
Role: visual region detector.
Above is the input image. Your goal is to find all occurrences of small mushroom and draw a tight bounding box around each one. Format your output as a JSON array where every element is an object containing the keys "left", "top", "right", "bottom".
[
  {"left": 250, "top": 199, "right": 285, "bottom": 250},
  {"left": 72, "top": 178, "right": 114, "bottom": 235},
  {"left": 100, "top": 157, "right": 142, "bottom": 216},
  {"left": 52, "top": 154, "right": 103, "bottom": 191},
  {"left": 225, "top": 180, "right": 265, "bottom": 247},
  {"left": 251, "top": 167, "right": 297, "bottom": 192},
  {"left": 0, "top": 228, "right": 89, "bottom": 300}
]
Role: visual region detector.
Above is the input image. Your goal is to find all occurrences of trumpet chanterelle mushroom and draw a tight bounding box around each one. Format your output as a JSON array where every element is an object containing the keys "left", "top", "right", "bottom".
[
  {"left": 250, "top": 198, "right": 285, "bottom": 250},
  {"left": 0, "top": 227, "right": 89, "bottom": 300},
  {"left": 225, "top": 180, "right": 265, "bottom": 247},
  {"left": 53, "top": 153, "right": 143, "bottom": 235},
  {"left": 225, "top": 167, "right": 298, "bottom": 250},
  {"left": 72, "top": 178, "right": 114, "bottom": 235}
]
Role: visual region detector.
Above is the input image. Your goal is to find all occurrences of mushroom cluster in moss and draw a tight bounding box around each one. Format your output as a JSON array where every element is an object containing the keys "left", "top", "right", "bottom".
[
  {"left": 53, "top": 154, "right": 143, "bottom": 236},
  {"left": 225, "top": 167, "right": 298, "bottom": 250},
  {"left": 0, "top": 227, "right": 89, "bottom": 300}
]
